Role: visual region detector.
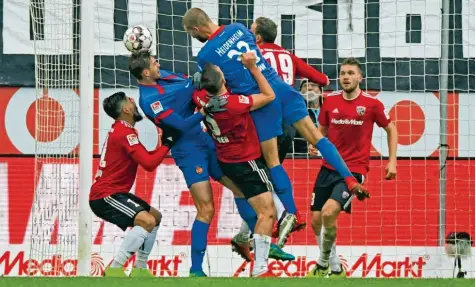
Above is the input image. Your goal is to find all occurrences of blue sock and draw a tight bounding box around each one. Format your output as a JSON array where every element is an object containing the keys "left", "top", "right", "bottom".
[
  {"left": 190, "top": 219, "right": 209, "bottom": 272},
  {"left": 234, "top": 197, "right": 257, "bottom": 232},
  {"left": 316, "top": 138, "right": 352, "bottom": 178},
  {"left": 269, "top": 165, "right": 297, "bottom": 214}
]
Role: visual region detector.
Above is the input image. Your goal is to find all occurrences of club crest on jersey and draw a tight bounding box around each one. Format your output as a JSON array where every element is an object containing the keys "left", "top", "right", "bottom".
[
  {"left": 195, "top": 166, "right": 203, "bottom": 175},
  {"left": 151, "top": 101, "right": 164, "bottom": 114},
  {"left": 356, "top": 106, "right": 366, "bottom": 116},
  {"left": 238, "top": 95, "right": 250, "bottom": 104},
  {"left": 127, "top": 134, "right": 139, "bottom": 146}
]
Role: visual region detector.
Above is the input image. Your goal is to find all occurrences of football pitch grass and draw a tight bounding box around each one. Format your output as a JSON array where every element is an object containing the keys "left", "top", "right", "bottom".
[{"left": 1, "top": 278, "right": 473, "bottom": 287}]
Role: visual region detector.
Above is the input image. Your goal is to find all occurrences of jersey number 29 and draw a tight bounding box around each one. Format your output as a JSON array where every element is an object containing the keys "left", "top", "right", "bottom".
[
  {"left": 204, "top": 115, "right": 229, "bottom": 144},
  {"left": 262, "top": 52, "right": 294, "bottom": 85}
]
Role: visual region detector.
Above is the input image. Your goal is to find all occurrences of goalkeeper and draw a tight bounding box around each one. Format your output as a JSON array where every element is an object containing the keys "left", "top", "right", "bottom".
[{"left": 306, "top": 58, "right": 398, "bottom": 278}]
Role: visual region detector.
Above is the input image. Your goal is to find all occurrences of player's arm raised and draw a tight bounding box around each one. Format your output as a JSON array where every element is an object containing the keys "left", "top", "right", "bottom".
[
  {"left": 150, "top": 98, "right": 227, "bottom": 133},
  {"left": 241, "top": 52, "right": 275, "bottom": 111},
  {"left": 374, "top": 101, "right": 398, "bottom": 180},
  {"left": 291, "top": 53, "right": 329, "bottom": 87},
  {"left": 121, "top": 132, "right": 173, "bottom": 172}
]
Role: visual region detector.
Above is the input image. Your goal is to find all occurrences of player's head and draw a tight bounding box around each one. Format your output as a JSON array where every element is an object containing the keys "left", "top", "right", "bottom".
[
  {"left": 103, "top": 91, "right": 143, "bottom": 124},
  {"left": 183, "top": 8, "right": 214, "bottom": 43},
  {"left": 251, "top": 17, "right": 278, "bottom": 44},
  {"left": 200, "top": 64, "right": 226, "bottom": 95},
  {"left": 128, "top": 50, "right": 161, "bottom": 82},
  {"left": 339, "top": 57, "right": 362, "bottom": 93}
]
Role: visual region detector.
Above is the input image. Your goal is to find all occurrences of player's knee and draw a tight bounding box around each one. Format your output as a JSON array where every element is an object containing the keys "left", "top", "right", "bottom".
[
  {"left": 134, "top": 211, "right": 157, "bottom": 232},
  {"left": 196, "top": 202, "right": 215, "bottom": 223},
  {"left": 321, "top": 208, "right": 338, "bottom": 226}
]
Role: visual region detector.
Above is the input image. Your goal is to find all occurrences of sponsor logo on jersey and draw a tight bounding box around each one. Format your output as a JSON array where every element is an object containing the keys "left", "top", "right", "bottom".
[
  {"left": 238, "top": 95, "right": 249, "bottom": 104},
  {"left": 332, "top": 108, "right": 339, "bottom": 114},
  {"left": 127, "top": 134, "right": 139, "bottom": 146},
  {"left": 356, "top": 106, "right": 366, "bottom": 116},
  {"left": 195, "top": 166, "right": 203, "bottom": 175},
  {"left": 331, "top": 118, "right": 364, "bottom": 126},
  {"left": 151, "top": 101, "right": 164, "bottom": 114}
]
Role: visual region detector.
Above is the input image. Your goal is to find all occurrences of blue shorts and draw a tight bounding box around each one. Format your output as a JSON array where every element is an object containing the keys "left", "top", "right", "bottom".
[
  {"left": 172, "top": 136, "right": 224, "bottom": 188},
  {"left": 250, "top": 97, "right": 283, "bottom": 142},
  {"left": 271, "top": 79, "right": 309, "bottom": 126},
  {"left": 249, "top": 78, "right": 308, "bottom": 142}
]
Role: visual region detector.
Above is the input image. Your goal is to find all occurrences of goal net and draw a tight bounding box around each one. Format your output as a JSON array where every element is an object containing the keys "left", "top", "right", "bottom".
[{"left": 11, "top": 0, "right": 473, "bottom": 278}]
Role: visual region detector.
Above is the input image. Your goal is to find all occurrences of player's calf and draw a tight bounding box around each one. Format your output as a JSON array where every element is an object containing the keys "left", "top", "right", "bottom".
[
  {"left": 189, "top": 181, "right": 215, "bottom": 274},
  {"left": 248, "top": 191, "right": 276, "bottom": 277}
]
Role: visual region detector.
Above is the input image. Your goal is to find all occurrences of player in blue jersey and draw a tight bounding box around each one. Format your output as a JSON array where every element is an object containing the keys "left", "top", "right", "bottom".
[
  {"left": 128, "top": 50, "right": 294, "bottom": 275},
  {"left": 183, "top": 8, "right": 369, "bottom": 247}
]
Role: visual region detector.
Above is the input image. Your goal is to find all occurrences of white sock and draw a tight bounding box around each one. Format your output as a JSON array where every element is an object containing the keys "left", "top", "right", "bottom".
[
  {"left": 111, "top": 226, "right": 149, "bottom": 268},
  {"left": 135, "top": 225, "right": 159, "bottom": 269},
  {"left": 239, "top": 221, "right": 250, "bottom": 236},
  {"left": 317, "top": 228, "right": 340, "bottom": 271},
  {"left": 317, "top": 226, "right": 336, "bottom": 267},
  {"left": 272, "top": 191, "right": 286, "bottom": 219},
  {"left": 252, "top": 234, "right": 271, "bottom": 276}
]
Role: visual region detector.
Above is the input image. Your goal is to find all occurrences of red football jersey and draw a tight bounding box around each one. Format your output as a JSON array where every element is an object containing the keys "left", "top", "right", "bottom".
[
  {"left": 318, "top": 91, "right": 391, "bottom": 175},
  {"left": 90, "top": 121, "right": 143, "bottom": 200},
  {"left": 193, "top": 90, "right": 261, "bottom": 163},
  {"left": 259, "top": 43, "right": 328, "bottom": 87}
]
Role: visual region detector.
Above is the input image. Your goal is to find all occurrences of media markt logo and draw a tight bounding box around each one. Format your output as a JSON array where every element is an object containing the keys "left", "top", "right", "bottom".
[{"left": 90, "top": 253, "right": 106, "bottom": 276}]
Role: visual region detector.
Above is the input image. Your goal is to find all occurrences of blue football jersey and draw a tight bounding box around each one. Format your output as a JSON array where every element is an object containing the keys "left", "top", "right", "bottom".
[
  {"left": 138, "top": 70, "right": 208, "bottom": 155},
  {"left": 197, "top": 23, "right": 280, "bottom": 96}
]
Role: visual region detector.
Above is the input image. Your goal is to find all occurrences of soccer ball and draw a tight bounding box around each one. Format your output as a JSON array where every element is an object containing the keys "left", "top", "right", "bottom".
[{"left": 123, "top": 25, "right": 153, "bottom": 52}]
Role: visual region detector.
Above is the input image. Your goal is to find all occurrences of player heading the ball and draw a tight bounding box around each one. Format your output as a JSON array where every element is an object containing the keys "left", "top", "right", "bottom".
[
  {"left": 90, "top": 92, "right": 177, "bottom": 278},
  {"left": 183, "top": 8, "right": 369, "bottom": 247},
  {"left": 194, "top": 51, "right": 277, "bottom": 277}
]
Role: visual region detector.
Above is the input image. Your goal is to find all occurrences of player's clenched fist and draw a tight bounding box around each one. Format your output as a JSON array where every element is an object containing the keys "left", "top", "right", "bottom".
[{"left": 241, "top": 52, "right": 258, "bottom": 69}]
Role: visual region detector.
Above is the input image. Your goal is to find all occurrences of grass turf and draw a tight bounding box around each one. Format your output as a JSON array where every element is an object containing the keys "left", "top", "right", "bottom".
[{"left": 0, "top": 278, "right": 473, "bottom": 287}]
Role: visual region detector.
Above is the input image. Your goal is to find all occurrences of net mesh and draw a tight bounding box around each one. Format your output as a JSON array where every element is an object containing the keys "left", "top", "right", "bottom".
[{"left": 24, "top": 0, "right": 476, "bottom": 278}]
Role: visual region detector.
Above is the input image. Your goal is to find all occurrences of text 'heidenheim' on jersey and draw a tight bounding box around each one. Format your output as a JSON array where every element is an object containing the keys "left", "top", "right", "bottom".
[{"left": 215, "top": 30, "right": 244, "bottom": 57}]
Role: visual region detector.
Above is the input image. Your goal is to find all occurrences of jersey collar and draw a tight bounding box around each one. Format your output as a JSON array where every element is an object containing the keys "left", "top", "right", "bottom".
[
  {"left": 209, "top": 25, "right": 225, "bottom": 40},
  {"left": 342, "top": 89, "right": 362, "bottom": 101},
  {"left": 117, "top": 120, "right": 135, "bottom": 129}
]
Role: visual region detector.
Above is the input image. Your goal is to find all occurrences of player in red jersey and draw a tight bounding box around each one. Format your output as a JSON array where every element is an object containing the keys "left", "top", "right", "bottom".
[
  {"left": 251, "top": 16, "right": 329, "bottom": 87},
  {"left": 89, "top": 92, "right": 175, "bottom": 278},
  {"left": 194, "top": 52, "right": 278, "bottom": 277},
  {"left": 306, "top": 58, "right": 398, "bottom": 278}
]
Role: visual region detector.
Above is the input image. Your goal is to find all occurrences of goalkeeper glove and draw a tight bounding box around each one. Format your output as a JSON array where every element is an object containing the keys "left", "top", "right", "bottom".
[
  {"left": 161, "top": 131, "right": 180, "bottom": 148},
  {"left": 344, "top": 177, "right": 370, "bottom": 201}
]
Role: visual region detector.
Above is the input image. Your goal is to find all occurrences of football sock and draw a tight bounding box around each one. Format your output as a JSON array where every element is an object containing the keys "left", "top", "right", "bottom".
[
  {"left": 252, "top": 234, "right": 271, "bottom": 276},
  {"left": 135, "top": 225, "right": 159, "bottom": 269},
  {"left": 315, "top": 138, "right": 352, "bottom": 178},
  {"left": 272, "top": 191, "right": 286, "bottom": 220},
  {"left": 190, "top": 220, "right": 210, "bottom": 272},
  {"left": 317, "top": 226, "right": 337, "bottom": 267},
  {"left": 111, "top": 226, "right": 149, "bottom": 268},
  {"left": 269, "top": 165, "right": 297, "bottom": 214},
  {"left": 317, "top": 232, "right": 340, "bottom": 272},
  {"left": 234, "top": 197, "right": 257, "bottom": 232}
]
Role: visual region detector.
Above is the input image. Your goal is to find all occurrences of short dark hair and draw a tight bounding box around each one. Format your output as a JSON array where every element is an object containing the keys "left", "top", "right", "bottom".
[
  {"left": 128, "top": 50, "right": 151, "bottom": 80},
  {"left": 200, "top": 64, "right": 223, "bottom": 95},
  {"left": 254, "top": 17, "right": 278, "bottom": 43},
  {"left": 183, "top": 8, "right": 212, "bottom": 29},
  {"left": 103, "top": 91, "right": 127, "bottom": 119},
  {"left": 341, "top": 57, "right": 362, "bottom": 71}
]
